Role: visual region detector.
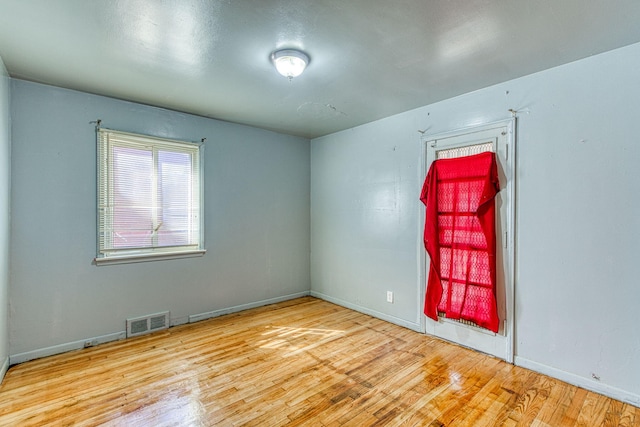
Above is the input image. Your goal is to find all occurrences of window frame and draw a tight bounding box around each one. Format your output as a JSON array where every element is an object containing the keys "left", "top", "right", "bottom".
[{"left": 95, "top": 128, "right": 205, "bottom": 265}]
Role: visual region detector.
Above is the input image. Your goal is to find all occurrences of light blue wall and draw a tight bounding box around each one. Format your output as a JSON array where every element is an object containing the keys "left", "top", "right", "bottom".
[
  {"left": 0, "top": 56, "right": 10, "bottom": 381},
  {"left": 311, "top": 42, "right": 640, "bottom": 404},
  {"left": 311, "top": 113, "right": 420, "bottom": 330},
  {"left": 9, "top": 80, "right": 310, "bottom": 357}
]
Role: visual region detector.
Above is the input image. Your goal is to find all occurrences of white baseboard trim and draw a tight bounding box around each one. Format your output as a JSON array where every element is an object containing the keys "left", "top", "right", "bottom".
[
  {"left": 170, "top": 316, "right": 190, "bottom": 327},
  {"left": 189, "top": 291, "right": 311, "bottom": 323},
  {"left": 514, "top": 356, "right": 640, "bottom": 407},
  {"left": 8, "top": 292, "right": 312, "bottom": 366},
  {"left": 310, "top": 291, "right": 422, "bottom": 333},
  {"left": 10, "top": 331, "right": 126, "bottom": 365},
  {"left": 0, "top": 356, "right": 8, "bottom": 384}
]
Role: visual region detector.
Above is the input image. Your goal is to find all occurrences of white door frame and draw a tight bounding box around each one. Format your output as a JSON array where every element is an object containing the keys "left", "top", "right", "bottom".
[{"left": 417, "top": 118, "right": 516, "bottom": 363}]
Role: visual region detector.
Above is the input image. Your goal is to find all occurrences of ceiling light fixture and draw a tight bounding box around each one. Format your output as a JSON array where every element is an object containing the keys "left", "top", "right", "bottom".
[{"left": 271, "top": 49, "right": 309, "bottom": 80}]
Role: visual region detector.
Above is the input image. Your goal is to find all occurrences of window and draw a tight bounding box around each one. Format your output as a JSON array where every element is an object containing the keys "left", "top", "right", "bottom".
[{"left": 96, "top": 128, "right": 205, "bottom": 264}]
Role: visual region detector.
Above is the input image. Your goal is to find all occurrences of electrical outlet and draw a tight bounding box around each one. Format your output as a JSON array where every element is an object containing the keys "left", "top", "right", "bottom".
[{"left": 386, "top": 291, "right": 393, "bottom": 303}]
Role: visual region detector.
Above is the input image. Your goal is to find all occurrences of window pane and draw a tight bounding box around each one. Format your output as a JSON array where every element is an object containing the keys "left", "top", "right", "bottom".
[
  {"left": 157, "top": 150, "right": 192, "bottom": 247},
  {"left": 112, "top": 146, "right": 153, "bottom": 248}
]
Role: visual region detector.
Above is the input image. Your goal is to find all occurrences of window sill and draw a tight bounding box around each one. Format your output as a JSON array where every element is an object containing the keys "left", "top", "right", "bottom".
[{"left": 94, "top": 249, "right": 206, "bottom": 266}]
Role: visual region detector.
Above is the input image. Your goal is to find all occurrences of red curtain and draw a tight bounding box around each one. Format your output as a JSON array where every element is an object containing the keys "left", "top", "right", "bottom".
[{"left": 420, "top": 151, "right": 500, "bottom": 333}]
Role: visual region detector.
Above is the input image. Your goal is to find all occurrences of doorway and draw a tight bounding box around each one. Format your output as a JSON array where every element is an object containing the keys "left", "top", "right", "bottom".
[{"left": 419, "top": 119, "right": 515, "bottom": 362}]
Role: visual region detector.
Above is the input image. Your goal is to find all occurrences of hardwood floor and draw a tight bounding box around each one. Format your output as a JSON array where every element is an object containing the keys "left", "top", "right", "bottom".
[{"left": 0, "top": 297, "right": 637, "bottom": 426}]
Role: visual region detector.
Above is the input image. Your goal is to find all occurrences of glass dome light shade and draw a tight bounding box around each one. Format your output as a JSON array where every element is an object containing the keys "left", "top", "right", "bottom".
[{"left": 271, "top": 49, "right": 309, "bottom": 79}]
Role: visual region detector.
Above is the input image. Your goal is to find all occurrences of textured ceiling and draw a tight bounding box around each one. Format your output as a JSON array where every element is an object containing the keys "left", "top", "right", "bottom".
[{"left": 1, "top": 0, "right": 640, "bottom": 139}]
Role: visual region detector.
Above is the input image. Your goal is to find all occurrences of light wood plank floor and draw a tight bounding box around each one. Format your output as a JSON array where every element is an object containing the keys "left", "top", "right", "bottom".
[{"left": 0, "top": 297, "right": 637, "bottom": 426}]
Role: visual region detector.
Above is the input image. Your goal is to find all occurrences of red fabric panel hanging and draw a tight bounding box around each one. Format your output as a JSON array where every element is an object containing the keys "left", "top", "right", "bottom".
[{"left": 420, "top": 151, "right": 500, "bottom": 333}]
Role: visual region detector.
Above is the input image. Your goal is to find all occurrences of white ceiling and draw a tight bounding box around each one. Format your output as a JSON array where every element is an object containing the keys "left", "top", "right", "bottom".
[{"left": 1, "top": 0, "right": 640, "bottom": 139}]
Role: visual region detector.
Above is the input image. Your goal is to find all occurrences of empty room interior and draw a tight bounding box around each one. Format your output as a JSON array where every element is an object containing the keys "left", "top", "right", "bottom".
[{"left": 0, "top": 1, "right": 640, "bottom": 425}]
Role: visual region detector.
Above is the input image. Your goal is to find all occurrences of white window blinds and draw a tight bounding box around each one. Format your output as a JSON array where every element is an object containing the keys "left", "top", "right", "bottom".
[{"left": 96, "top": 128, "right": 204, "bottom": 264}]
